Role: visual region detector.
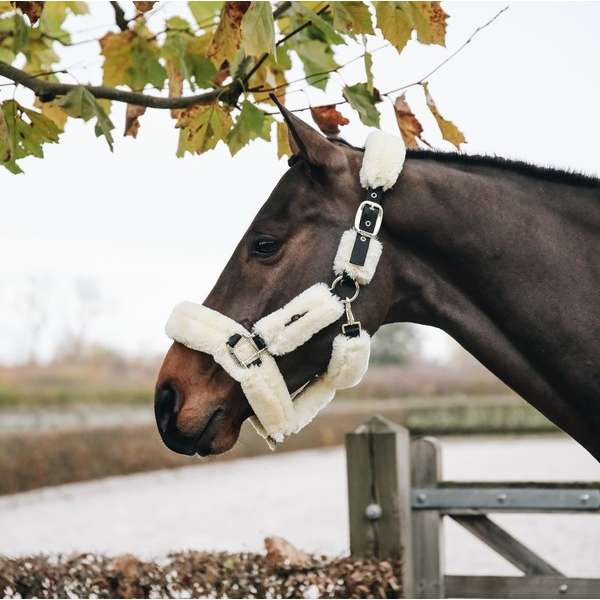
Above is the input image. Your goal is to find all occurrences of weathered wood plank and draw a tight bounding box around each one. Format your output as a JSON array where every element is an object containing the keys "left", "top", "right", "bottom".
[
  {"left": 451, "top": 514, "right": 561, "bottom": 576},
  {"left": 411, "top": 437, "right": 444, "bottom": 599},
  {"left": 346, "top": 416, "right": 414, "bottom": 597},
  {"left": 445, "top": 575, "right": 600, "bottom": 599}
]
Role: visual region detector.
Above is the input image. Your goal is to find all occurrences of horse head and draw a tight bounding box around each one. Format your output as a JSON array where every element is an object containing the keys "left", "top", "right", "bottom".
[{"left": 154, "top": 106, "right": 396, "bottom": 456}]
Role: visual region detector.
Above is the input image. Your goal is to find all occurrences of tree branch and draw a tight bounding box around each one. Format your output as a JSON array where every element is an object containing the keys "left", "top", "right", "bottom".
[
  {"left": 0, "top": 61, "right": 220, "bottom": 108},
  {"left": 110, "top": 1, "right": 129, "bottom": 32}
]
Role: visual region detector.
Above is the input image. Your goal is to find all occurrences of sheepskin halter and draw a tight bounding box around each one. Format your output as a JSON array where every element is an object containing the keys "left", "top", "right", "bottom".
[{"left": 166, "top": 131, "right": 406, "bottom": 448}]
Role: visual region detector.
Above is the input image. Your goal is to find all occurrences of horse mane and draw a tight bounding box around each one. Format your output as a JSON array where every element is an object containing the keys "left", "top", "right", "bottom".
[{"left": 326, "top": 137, "right": 600, "bottom": 189}]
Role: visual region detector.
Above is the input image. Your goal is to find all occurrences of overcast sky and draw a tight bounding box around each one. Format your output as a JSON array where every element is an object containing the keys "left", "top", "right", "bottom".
[{"left": 1, "top": 1, "right": 599, "bottom": 364}]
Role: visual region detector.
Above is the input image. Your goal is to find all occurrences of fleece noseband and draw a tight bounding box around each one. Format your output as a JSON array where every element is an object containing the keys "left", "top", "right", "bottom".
[{"left": 166, "top": 131, "right": 406, "bottom": 448}]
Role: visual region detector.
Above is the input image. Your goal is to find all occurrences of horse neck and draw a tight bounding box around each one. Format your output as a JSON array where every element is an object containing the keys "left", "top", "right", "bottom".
[{"left": 379, "top": 156, "right": 600, "bottom": 459}]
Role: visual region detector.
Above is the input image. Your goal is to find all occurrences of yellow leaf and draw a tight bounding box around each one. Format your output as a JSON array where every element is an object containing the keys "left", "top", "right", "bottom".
[
  {"left": 422, "top": 82, "right": 465, "bottom": 149},
  {"left": 175, "top": 103, "right": 232, "bottom": 157},
  {"left": 276, "top": 121, "right": 291, "bottom": 160},
  {"left": 99, "top": 30, "right": 135, "bottom": 87},
  {"left": 411, "top": 2, "right": 447, "bottom": 46},
  {"left": 241, "top": 1, "right": 275, "bottom": 58},
  {"left": 34, "top": 97, "right": 68, "bottom": 130},
  {"left": 373, "top": 2, "right": 412, "bottom": 53},
  {"left": 208, "top": 2, "right": 249, "bottom": 68}
]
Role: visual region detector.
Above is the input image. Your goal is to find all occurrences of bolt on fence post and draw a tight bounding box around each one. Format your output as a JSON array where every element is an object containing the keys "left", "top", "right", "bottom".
[
  {"left": 411, "top": 436, "right": 444, "bottom": 599},
  {"left": 346, "top": 415, "right": 414, "bottom": 598}
]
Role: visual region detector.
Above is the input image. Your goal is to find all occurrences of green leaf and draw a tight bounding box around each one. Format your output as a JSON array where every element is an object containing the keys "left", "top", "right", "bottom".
[
  {"left": 176, "top": 103, "right": 232, "bottom": 157},
  {"left": 373, "top": 1, "right": 413, "bottom": 53},
  {"left": 291, "top": 2, "right": 344, "bottom": 45},
  {"left": 11, "top": 13, "right": 29, "bottom": 53},
  {"left": 241, "top": 1, "right": 275, "bottom": 58},
  {"left": 188, "top": 1, "right": 222, "bottom": 27},
  {"left": 332, "top": 2, "right": 373, "bottom": 35},
  {"left": 226, "top": 100, "right": 265, "bottom": 156},
  {"left": 56, "top": 86, "right": 115, "bottom": 150},
  {"left": 293, "top": 39, "right": 337, "bottom": 91},
  {"left": 0, "top": 100, "right": 61, "bottom": 173},
  {"left": 343, "top": 83, "right": 380, "bottom": 127},
  {"left": 39, "top": 1, "right": 88, "bottom": 42},
  {"left": 364, "top": 49, "right": 373, "bottom": 94},
  {"left": 130, "top": 34, "right": 166, "bottom": 90}
]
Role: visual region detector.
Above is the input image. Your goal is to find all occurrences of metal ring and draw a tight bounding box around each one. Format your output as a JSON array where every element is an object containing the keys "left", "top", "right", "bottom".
[{"left": 330, "top": 275, "right": 360, "bottom": 302}]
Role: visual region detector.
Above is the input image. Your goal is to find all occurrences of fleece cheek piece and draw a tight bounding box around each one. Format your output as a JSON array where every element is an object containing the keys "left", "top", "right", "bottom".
[{"left": 333, "top": 230, "right": 383, "bottom": 285}]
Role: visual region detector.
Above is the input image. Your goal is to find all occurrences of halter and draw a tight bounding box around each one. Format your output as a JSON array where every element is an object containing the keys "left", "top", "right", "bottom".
[{"left": 165, "top": 131, "right": 406, "bottom": 448}]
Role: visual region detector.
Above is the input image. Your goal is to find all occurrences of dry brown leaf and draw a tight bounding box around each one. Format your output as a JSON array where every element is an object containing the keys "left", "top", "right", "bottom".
[
  {"left": 133, "top": 1, "right": 156, "bottom": 13},
  {"left": 393, "top": 94, "right": 426, "bottom": 149},
  {"left": 264, "top": 536, "right": 312, "bottom": 570},
  {"left": 13, "top": 0, "right": 44, "bottom": 24},
  {"left": 124, "top": 104, "right": 146, "bottom": 138},
  {"left": 310, "top": 104, "right": 349, "bottom": 136},
  {"left": 422, "top": 82, "right": 465, "bottom": 149}
]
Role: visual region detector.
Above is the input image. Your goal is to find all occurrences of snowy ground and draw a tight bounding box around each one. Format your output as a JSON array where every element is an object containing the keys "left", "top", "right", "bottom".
[{"left": 2, "top": 434, "right": 600, "bottom": 577}]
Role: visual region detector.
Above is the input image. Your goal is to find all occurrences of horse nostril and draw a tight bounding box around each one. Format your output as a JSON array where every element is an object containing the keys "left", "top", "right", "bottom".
[{"left": 154, "top": 381, "right": 180, "bottom": 436}]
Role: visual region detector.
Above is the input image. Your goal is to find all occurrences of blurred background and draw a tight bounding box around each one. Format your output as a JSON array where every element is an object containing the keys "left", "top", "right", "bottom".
[{"left": 2, "top": 0, "right": 600, "bottom": 578}]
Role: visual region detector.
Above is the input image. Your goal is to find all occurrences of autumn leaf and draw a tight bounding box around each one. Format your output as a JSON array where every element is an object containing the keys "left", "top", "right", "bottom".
[
  {"left": 241, "top": 1, "right": 274, "bottom": 58},
  {"left": 176, "top": 102, "right": 232, "bottom": 157},
  {"left": 57, "top": 86, "right": 115, "bottom": 150},
  {"left": 411, "top": 2, "right": 447, "bottom": 46},
  {"left": 124, "top": 104, "right": 146, "bottom": 138},
  {"left": 291, "top": 2, "right": 344, "bottom": 45},
  {"left": 393, "top": 94, "right": 428, "bottom": 149},
  {"left": 310, "top": 105, "right": 349, "bottom": 136},
  {"left": 14, "top": 1, "right": 44, "bottom": 25},
  {"left": 0, "top": 99, "right": 61, "bottom": 173},
  {"left": 100, "top": 30, "right": 166, "bottom": 90},
  {"left": 343, "top": 83, "right": 380, "bottom": 127},
  {"left": 34, "top": 96, "right": 67, "bottom": 130},
  {"left": 276, "top": 121, "right": 292, "bottom": 160},
  {"left": 38, "top": 1, "right": 88, "bottom": 41},
  {"left": 133, "top": 1, "right": 155, "bottom": 13},
  {"left": 208, "top": 1, "right": 249, "bottom": 68},
  {"left": 422, "top": 82, "right": 465, "bottom": 149},
  {"left": 373, "top": 2, "right": 412, "bottom": 53},
  {"left": 331, "top": 2, "right": 373, "bottom": 35}
]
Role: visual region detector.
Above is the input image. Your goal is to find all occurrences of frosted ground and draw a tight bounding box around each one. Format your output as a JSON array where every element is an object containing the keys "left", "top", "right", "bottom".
[{"left": 2, "top": 435, "right": 600, "bottom": 577}]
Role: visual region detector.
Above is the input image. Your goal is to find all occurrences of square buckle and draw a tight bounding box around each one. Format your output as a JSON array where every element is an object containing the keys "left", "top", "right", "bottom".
[
  {"left": 227, "top": 334, "right": 266, "bottom": 368},
  {"left": 354, "top": 200, "right": 383, "bottom": 238}
]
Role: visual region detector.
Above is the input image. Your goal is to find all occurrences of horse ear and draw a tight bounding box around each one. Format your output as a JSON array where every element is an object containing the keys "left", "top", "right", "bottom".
[{"left": 269, "top": 94, "right": 344, "bottom": 169}]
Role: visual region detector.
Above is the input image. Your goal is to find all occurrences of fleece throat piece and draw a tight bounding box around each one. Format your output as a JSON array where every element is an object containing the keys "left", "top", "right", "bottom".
[{"left": 165, "top": 130, "right": 406, "bottom": 448}]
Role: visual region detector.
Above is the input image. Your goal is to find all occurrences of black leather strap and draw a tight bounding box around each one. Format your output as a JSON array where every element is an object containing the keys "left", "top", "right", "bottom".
[{"left": 349, "top": 187, "right": 383, "bottom": 268}]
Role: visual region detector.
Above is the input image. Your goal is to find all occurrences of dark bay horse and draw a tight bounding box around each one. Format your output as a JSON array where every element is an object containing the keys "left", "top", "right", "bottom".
[{"left": 155, "top": 104, "right": 600, "bottom": 460}]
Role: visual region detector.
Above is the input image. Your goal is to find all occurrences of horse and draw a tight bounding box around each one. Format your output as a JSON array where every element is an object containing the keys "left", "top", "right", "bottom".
[{"left": 155, "top": 102, "right": 600, "bottom": 461}]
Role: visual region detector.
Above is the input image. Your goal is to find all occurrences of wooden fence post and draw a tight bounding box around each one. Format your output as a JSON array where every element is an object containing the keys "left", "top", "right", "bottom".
[
  {"left": 346, "top": 415, "right": 414, "bottom": 597},
  {"left": 411, "top": 436, "right": 444, "bottom": 599}
]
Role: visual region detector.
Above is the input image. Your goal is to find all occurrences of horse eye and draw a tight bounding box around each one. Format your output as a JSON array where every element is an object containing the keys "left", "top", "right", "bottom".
[{"left": 251, "top": 236, "right": 280, "bottom": 258}]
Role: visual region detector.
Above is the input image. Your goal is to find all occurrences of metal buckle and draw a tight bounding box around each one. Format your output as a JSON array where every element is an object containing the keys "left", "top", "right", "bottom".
[
  {"left": 227, "top": 334, "right": 266, "bottom": 368},
  {"left": 342, "top": 298, "right": 361, "bottom": 337},
  {"left": 354, "top": 200, "right": 383, "bottom": 238}
]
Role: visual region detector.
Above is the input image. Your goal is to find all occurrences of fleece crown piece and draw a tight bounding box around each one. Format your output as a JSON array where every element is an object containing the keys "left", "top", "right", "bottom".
[{"left": 165, "top": 129, "right": 406, "bottom": 447}]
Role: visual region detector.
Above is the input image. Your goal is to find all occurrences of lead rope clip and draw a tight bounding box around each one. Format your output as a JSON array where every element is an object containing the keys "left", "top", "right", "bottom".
[{"left": 342, "top": 298, "right": 361, "bottom": 338}]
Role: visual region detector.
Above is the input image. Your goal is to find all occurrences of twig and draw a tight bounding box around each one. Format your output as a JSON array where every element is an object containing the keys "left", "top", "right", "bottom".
[
  {"left": 265, "top": 5, "right": 510, "bottom": 114},
  {"left": 110, "top": 1, "right": 129, "bottom": 32}
]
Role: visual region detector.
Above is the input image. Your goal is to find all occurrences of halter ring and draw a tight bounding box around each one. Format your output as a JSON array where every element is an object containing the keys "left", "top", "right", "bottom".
[{"left": 330, "top": 275, "right": 360, "bottom": 303}]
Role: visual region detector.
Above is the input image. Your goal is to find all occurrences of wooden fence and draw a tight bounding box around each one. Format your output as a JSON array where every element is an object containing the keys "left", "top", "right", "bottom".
[{"left": 346, "top": 416, "right": 600, "bottom": 599}]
